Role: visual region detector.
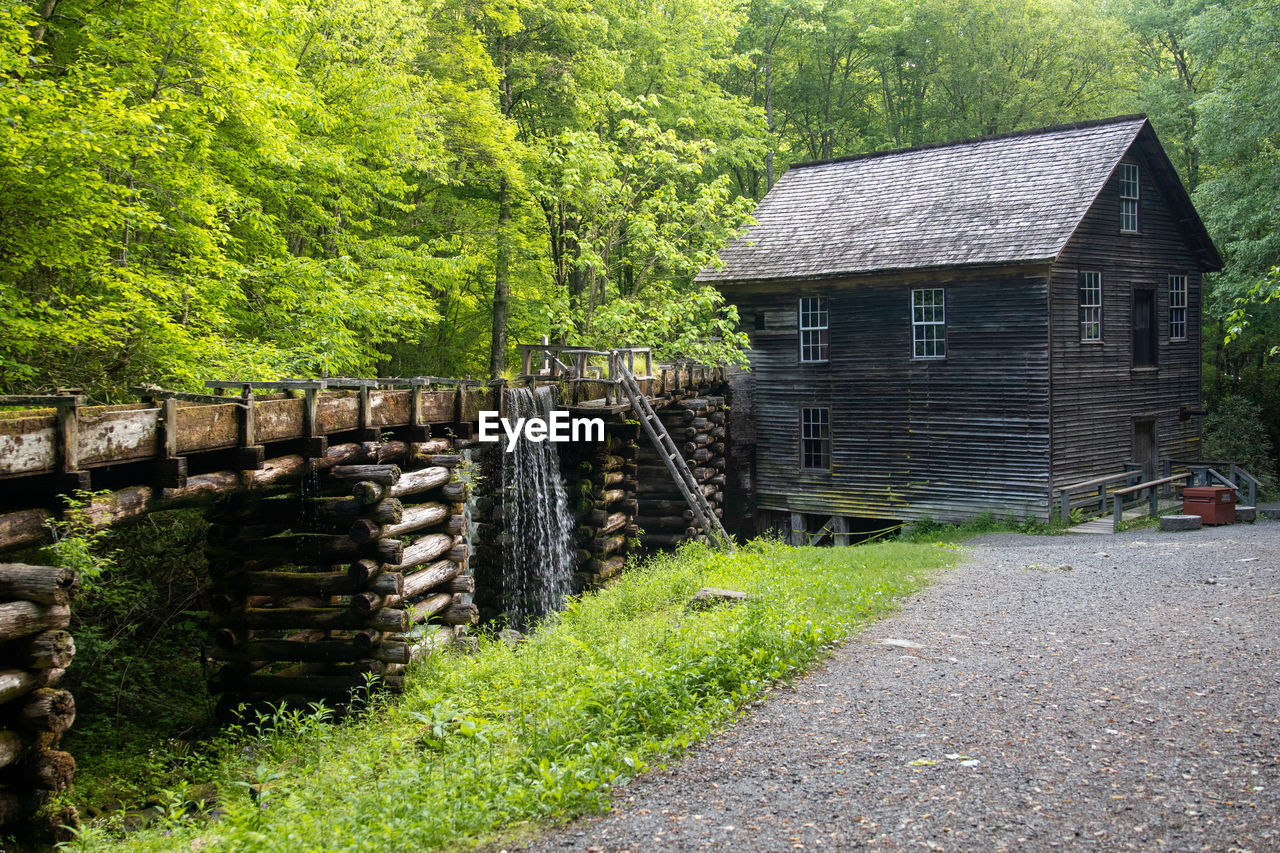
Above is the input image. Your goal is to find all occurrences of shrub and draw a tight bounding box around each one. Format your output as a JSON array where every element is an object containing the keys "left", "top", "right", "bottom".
[{"left": 1201, "top": 395, "right": 1278, "bottom": 496}]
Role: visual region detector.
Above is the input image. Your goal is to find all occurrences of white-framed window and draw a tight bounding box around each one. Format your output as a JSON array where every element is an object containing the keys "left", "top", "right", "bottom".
[
  {"left": 1079, "top": 271, "right": 1102, "bottom": 342},
  {"left": 911, "top": 288, "right": 946, "bottom": 359},
  {"left": 798, "top": 296, "right": 829, "bottom": 363},
  {"left": 800, "top": 407, "right": 830, "bottom": 470},
  {"left": 1119, "top": 163, "right": 1139, "bottom": 232},
  {"left": 1169, "top": 274, "right": 1187, "bottom": 341}
]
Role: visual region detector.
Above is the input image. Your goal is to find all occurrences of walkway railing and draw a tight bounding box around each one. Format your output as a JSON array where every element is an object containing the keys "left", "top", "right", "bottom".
[
  {"left": 1058, "top": 469, "right": 1143, "bottom": 520},
  {"left": 1186, "top": 463, "right": 1260, "bottom": 507},
  {"left": 1111, "top": 472, "right": 1193, "bottom": 527}
]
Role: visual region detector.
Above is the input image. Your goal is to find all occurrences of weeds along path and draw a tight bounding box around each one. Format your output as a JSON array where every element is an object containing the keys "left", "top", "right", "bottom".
[{"left": 517, "top": 523, "right": 1280, "bottom": 852}]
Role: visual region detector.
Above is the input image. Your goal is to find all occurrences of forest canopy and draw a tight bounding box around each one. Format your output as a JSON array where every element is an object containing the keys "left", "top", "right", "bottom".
[{"left": 0, "top": 0, "right": 1277, "bottom": 400}]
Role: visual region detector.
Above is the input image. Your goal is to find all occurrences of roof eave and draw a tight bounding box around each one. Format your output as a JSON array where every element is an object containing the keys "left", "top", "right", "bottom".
[{"left": 705, "top": 257, "right": 1058, "bottom": 288}]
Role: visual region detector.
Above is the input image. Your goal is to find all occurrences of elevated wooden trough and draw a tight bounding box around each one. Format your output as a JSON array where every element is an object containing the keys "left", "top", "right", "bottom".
[{"left": 0, "top": 363, "right": 725, "bottom": 553}]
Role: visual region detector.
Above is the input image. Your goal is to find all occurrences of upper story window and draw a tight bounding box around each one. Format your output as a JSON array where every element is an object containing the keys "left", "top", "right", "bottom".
[
  {"left": 911, "top": 288, "right": 946, "bottom": 359},
  {"left": 1169, "top": 274, "right": 1188, "bottom": 341},
  {"left": 1079, "top": 271, "right": 1102, "bottom": 342},
  {"left": 798, "top": 296, "right": 829, "bottom": 363},
  {"left": 1119, "top": 163, "right": 1140, "bottom": 233},
  {"left": 800, "top": 406, "right": 830, "bottom": 470}
]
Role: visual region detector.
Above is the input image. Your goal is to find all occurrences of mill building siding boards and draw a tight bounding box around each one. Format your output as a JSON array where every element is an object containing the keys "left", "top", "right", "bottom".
[
  {"left": 1049, "top": 142, "right": 1203, "bottom": 492},
  {"left": 707, "top": 116, "right": 1220, "bottom": 523},
  {"left": 739, "top": 271, "right": 1051, "bottom": 522}
]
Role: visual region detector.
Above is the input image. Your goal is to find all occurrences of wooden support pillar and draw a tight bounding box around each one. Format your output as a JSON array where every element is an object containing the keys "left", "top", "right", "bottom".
[
  {"left": 451, "top": 386, "right": 474, "bottom": 440},
  {"left": 358, "top": 384, "right": 377, "bottom": 441},
  {"left": 237, "top": 391, "right": 265, "bottom": 470},
  {"left": 832, "top": 515, "right": 850, "bottom": 547},
  {"left": 54, "top": 396, "right": 89, "bottom": 493},
  {"left": 789, "top": 512, "right": 804, "bottom": 547},
  {"left": 408, "top": 381, "right": 429, "bottom": 441},
  {"left": 156, "top": 397, "right": 189, "bottom": 487},
  {"left": 304, "top": 386, "right": 327, "bottom": 458}
]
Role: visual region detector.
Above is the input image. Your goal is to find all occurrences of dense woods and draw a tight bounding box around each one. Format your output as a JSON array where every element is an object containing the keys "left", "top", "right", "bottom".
[{"left": 0, "top": 0, "right": 1277, "bottom": 438}]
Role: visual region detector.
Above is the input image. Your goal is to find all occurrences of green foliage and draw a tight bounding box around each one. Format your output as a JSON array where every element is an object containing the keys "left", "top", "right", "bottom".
[
  {"left": 67, "top": 538, "right": 953, "bottom": 851},
  {"left": 58, "top": 510, "right": 216, "bottom": 808},
  {"left": 1201, "top": 395, "right": 1278, "bottom": 495},
  {"left": 42, "top": 490, "right": 116, "bottom": 587},
  {"left": 899, "top": 511, "right": 1061, "bottom": 543}
]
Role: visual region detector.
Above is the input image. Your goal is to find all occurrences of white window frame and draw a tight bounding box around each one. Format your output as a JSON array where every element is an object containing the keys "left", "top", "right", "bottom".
[
  {"left": 1169, "top": 274, "right": 1187, "bottom": 341},
  {"left": 800, "top": 406, "right": 830, "bottom": 471},
  {"left": 911, "top": 288, "right": 946, "bottom": 359},
  {"left": 1079, "top": 271, "right": 1102, "bottom": 342},
  {"left": 798, "top": 296, "right": 829, "bottom": 363},
  {"left": 1119, "top": 163, "right": 1140, "bottom": 233}
]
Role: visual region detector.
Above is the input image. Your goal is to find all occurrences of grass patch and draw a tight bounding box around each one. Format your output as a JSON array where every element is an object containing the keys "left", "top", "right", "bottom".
[{"left": 66, "top": 538, "right": 954, "bottom": 852}]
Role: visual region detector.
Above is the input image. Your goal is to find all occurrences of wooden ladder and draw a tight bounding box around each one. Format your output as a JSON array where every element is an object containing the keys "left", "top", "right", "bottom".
[{"left": 611, "top": 355, "right": 734, "bottom": 551}]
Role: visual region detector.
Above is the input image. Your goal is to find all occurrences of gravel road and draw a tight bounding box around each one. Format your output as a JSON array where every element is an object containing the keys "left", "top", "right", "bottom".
[{"left": 516, "top": 522, "right": 1280, "bottom": 852}]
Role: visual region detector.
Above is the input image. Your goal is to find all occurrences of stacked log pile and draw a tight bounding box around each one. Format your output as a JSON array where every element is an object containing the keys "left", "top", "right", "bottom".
[
  {"left": 564, "top": 425, "right": 639, "bottom": 590},
  {"left": 205, "top": 439, "right": 475, "bottom": 709},
  {"left": 635, "top": 396, "right": 727, "bottom": 550},
  {"left": 0, "top": 563, "right": 79, "bottom": 836}
]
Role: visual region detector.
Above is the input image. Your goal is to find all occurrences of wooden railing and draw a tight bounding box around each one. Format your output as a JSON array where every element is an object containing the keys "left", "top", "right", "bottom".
[
  {"left": 514, "top": 345, "right": 655, "bottom": 405},
  {"left": 1058, "top": 469, "right": 1143, "bottom": 520},
  {"left": 1111, "top": 472, "right": 1193, "bottom": 527},
  {"left": 1186, "top": 463, "right": 1260, "bottom": 507}
]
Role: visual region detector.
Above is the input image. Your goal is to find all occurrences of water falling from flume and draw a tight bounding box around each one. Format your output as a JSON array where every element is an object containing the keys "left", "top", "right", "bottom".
[{"left": 501, "top": 386, "right": 576, "bottom": 629}]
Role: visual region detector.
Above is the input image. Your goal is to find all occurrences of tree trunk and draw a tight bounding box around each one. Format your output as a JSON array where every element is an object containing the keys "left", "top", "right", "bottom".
[{"left": 490, "top": 174, "right": 512, "bottom": 379}]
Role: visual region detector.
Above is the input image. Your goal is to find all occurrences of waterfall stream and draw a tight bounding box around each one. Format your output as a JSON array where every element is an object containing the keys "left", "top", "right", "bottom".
[{"left": 501, "top": 386, "right": 575, "bottom": 628}]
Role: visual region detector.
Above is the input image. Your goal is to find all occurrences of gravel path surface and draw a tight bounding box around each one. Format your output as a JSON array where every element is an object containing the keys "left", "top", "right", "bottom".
[{"left": 516, "top": 522, "right": 1280, "bottom": 852}]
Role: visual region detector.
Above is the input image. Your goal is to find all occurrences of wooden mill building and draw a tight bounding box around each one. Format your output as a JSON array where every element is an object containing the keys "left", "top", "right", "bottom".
[{"left": 700, "top": 116, "right": 1222, "bottom": 529}]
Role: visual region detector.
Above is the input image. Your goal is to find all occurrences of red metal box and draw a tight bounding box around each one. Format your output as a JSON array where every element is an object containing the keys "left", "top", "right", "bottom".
[{"left": 1182, "top": 486, "right": 1236, "bottom": 525}]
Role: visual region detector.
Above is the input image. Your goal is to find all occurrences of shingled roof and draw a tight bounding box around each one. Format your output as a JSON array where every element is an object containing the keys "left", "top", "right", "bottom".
[{"left": 698, "top": 116, "right": 1221, "bottom": 283}]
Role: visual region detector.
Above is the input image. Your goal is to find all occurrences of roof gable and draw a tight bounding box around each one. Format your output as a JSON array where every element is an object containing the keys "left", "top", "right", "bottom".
[{"left": 698, "top": 116, "right": 1220, "bottom": 283}]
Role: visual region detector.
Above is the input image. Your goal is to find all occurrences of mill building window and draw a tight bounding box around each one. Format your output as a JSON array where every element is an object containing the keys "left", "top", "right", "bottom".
[
  {"left": 911, "top": 288, "right": 946, "bottom": 359},
  {"left": 1119, "top": 163, "right": 1140, "bottom": 233},
  {"left": 1169, "top": 275, "right": 1187, "bottom": 341},
  {"left": 798, "top": 296, "right": 829, "bottom": 363},
  {"left": 800, "top": 407, "right": 830, "bottom": 471},
  {"left": 1079, "top": 271, "right": 1102, "bottom": 342}
]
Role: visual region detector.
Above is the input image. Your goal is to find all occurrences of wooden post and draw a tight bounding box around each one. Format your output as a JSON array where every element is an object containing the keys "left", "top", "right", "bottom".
[
  {"left": 304, "top": 386, "right": 327, "bottom": 458},
  {"left": 409, "top": 381, "right": 428, "bottom": 441},
  {"left": 237, "top": 390, "right": 265, "bottom": 470},
  {"left": 790, "top": 512, "right": 804, "bottom": 547},
  {"left": 832, "top": 515, "right": 849, "bottom": 546},
  {"left": 157, "top": 396, "right": 188, "bottom": 488},
  {"left": 55, "top": 396, "right": 89, "bottom": 492},
  {"left": 358, "top": 384, "right": 376, "bottom": 441}
]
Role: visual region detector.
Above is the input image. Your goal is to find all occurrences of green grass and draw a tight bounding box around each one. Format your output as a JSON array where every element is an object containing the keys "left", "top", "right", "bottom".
[{"left": 66, "top": 538, "right": 955, "bottom": 852}]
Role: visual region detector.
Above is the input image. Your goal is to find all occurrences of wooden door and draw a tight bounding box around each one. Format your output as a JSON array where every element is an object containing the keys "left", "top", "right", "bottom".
[{"left": 1133, "top": 419, "right": 1157, "bottom": 481}]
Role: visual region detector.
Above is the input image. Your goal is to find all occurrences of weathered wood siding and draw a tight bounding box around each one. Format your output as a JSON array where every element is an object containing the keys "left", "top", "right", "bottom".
[
  {"left": 729, "top": 268, "right": 1053, "bottom": 522},
  {"left": 1049, "top": 146, "right": 1202, "bottom": 492}
]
